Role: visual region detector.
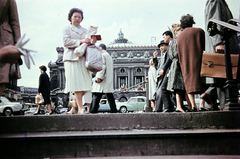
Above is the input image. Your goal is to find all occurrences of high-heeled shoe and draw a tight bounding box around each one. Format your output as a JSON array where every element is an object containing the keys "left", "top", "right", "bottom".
[
  {"left": 199, "top": 107, "right": 209, "bottom": 111},
  {"left": 175, "top": 109, "right": 185, "bottom": 113},
  {"left": 78, "top": 109, "right": 88, "bottom": 114},
  {"left": 33, "top": 111, "right": 40, "bottom": 115},
  {"left": 192, "top": 107, "right": 198, "bottom": 112}
]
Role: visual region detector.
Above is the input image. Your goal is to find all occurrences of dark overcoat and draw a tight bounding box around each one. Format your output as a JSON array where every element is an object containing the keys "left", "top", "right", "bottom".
[
  {"left": 177, "top": 27, "right": 205, "bottom": 94},
  {"left": 38, "top": 72, "right": 51, "bottom": 104}
]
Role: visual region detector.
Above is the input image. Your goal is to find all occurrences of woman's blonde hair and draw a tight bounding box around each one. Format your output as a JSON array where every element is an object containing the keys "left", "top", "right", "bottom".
[
  {"left": 172, "top": 24, "right": 181, "bottom": 36},
  {"left": 149, "top": 59, "right": 154, "bottom": 66}
]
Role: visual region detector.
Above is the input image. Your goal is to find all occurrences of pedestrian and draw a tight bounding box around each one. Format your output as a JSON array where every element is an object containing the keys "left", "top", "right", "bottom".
[
  {"left": 0, "top": 0, "right": 21, "bottom": 97},
  {"left": 34, "top": 65, "right": 52, "bottom": 115},
  {"left": 148, "top": 59, "right": 157, "bottom": 111},
  {"left": 63, "top": 8, "right": 96, "bottom": 114},
  {"left": 157, "top": 31, "right": 176, "bottom": 113},
  {"left": 177, "top": 14, "right": 205, "bottom": 111},
  {"left": 166, "top": 24, "right": 186, "bottom": 113},
  {"left": 90, "top": 44, "right": 117, "bottom": 113},
  {"left": 200, "top": 0, "right": 240, "bottom": 110},
  {"left": 152, "top": 40, "right": 169, "bottom": 112}
]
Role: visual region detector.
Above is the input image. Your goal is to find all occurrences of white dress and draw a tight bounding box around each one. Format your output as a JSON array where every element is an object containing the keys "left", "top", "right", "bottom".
[
  {"left": 63, "top": 24, "right": 92, "bottom": 93},
  {"left": 64, "top": 57, "right": 92, "bottom": 93},
  {"left": 148, "top": 66, "right": 157, "bottom": 100}
]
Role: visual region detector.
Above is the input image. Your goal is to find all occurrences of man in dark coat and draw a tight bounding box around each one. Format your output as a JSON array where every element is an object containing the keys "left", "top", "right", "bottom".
[
  {"left": 152, "top": 40, "right": 169, "bottom": 112},
  {"left": 153, "top": 31, "right": 176, "bottom": 112},
  {"left": 200, "top": 0, "right": 240, "bottom": 110},
  {"left": 34, "top": 65, "right": 52, "bottom": 115}
]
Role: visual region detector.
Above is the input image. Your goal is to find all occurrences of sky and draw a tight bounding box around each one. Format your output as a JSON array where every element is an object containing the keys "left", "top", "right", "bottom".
[{"left": 16, "top": 0, "right": 240, "bottom": 88}]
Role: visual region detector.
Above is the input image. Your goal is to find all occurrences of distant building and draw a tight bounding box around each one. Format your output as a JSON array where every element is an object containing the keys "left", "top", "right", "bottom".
[
  {"left": 19, "top": 86, "right": 38, "bottom": 104},
  {"left": 48, "top": 29, "right": 161, "bottom": 105}
]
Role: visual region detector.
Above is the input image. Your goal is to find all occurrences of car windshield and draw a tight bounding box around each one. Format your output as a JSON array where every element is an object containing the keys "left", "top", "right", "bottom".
[
  {"left": 128, "top": 98, "right": 137, "bottom": 103},
  {"left": 0, "top": 97, "right": 10, "bottom": 103}
]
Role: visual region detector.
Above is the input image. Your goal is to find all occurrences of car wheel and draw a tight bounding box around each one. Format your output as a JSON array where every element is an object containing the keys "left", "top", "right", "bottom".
[
  {"left": 4, "top": 108, "right": 12, "bottom": 116},
  {"left": 120, "top": 106, "right": 127, "bottom": 113}
]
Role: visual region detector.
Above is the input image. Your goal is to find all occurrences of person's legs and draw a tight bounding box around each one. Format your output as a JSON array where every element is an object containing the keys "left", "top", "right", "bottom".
[
  {"left": 155, "top": 86, "right": 163, "bottom": 112},
  {"left": 106, "top": 93, "right": 117, "bottom": 113},
  {"left": 46, "top": 104, "right": 52, "bottom": 114},
  {"left": 188, "top": 93, "right": 198, "bottom": 110},
  {"left": 151, "top": 100, "right": 156, "bottom": 111},
  {"left": 34, "top": 104, "right": 41, "bottom": 115},
  {"left": 175, "top": 91, "right": 185, "bottom": 113},
  {"left": 90, "top": 93, "right": 102, "bottom": 113},
  {"left": 66, "top": 100, "right": 78, "bottom": 114},
  {"left": 216, "top": 86, "right": 226, "bottom": 110},
  {"left": 75, "top": 91, "right": 86, "bottom": 114}
]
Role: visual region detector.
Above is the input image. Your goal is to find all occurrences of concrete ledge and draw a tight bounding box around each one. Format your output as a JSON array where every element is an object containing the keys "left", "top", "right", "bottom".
[
  {"left": 0, "top": 111, "right": 240, "bottom": 133},
  {"left": 0, "top": 129, "right": 239, "bottom": 158}
]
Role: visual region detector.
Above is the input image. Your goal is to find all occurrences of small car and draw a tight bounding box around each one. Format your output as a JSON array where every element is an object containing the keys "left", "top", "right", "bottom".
[
  {"left": 83, "top": 99, "right": 111, "bottom": 112},
  {"left": 0, "top": 96, "right": 22, "bottom": 116},
  {"left": 116, "top": 96, "right": 146, "bottom": 113}
]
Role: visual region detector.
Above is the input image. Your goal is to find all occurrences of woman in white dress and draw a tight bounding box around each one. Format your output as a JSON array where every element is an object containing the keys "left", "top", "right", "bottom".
[
  {"left": 63, "top": 8, "right": 96, "bottom": 114},
  {"left": 148, "top": 59, "right": 157, "bottom": 111}
]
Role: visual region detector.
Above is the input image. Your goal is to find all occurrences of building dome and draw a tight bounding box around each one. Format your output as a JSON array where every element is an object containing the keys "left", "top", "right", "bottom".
[{"left": 108, "top": 29, "right": 134, "bottom": 47}]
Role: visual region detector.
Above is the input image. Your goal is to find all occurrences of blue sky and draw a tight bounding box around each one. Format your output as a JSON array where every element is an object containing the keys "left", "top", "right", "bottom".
[{"left": 16, "top": 0, "right": 240, "bottom": 88}]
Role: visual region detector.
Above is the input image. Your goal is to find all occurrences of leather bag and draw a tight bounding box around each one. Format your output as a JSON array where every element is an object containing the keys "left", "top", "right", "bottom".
[{"left": 200, "top": 53, "right": 239, "bottom": 79}]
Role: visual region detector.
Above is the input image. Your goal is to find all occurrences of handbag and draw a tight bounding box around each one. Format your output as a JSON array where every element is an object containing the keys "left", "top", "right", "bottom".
[
  {"left": 85, "top": 45, "right": 103, "bottom": 72},
  {"left": 35, "top": 93, "right": 45, "bottom": 105},
  {"left": 200, "top": 53, "right": 239, "bottom": 79},
  {"left": 74, "top": 43, "right": 88, "bottom": 57}
]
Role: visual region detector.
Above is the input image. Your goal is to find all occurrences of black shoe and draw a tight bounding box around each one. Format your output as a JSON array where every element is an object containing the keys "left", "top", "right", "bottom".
[
  {"left": 199, "top": 107, "right": 209, "bottom": 111},
  {"left": 33, "top": 111, "right": 40, "bottom": 115},
  {"left": 162, "top": 109, "right": 173, "bottom": 113},
  {"left": 185, "top": 108, "right": 192, "bottom": 112},
  {"left": 192, "top": 107, "right": 198, "bottom": 112}
]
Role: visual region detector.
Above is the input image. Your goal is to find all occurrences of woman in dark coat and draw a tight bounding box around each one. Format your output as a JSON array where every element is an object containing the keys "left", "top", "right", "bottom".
[
  {"left": 34, "top": 65, "right": 52, "bottom": 115},
  {"left": 177, "top": 14, "right": 205, "bottom": 111}
]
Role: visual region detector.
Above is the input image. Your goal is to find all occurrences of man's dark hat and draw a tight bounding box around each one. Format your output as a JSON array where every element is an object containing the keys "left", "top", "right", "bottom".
[{"left": 157, "top": 40, "right": 168, "bottom": 48}]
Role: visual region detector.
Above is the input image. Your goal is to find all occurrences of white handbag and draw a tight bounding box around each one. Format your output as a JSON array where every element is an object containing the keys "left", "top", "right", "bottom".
[{"left": 35, "top": 93, "right": 44, "bottom": 104}]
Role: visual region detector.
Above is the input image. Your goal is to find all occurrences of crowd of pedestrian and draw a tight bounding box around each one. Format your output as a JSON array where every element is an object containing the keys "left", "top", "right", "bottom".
[
  {"left": 148, "top": 0, "right": 239, "bottom": 113},
  {"left": 0, "top": 0, "right": 239, "bottom": 115}
]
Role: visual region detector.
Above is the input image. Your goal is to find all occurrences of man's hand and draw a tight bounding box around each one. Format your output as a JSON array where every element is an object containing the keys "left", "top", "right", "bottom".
[
  {"left": 215, "top": 44, "right": 224, "bottom": 53},
  {"left": 153, "top": 49, "right": 158, "bottom": 58},
  {"left": 95, "top": 78, "right": 102, "bottom": 83},
  {"left": 159, "top": 69, "right": 164, "bottom": 76},
  {"left": 0, "top": 45, "right": 21, "bottom": 64},
  {"left": 81, "top": 38, "right": 90, "bottom": 44}
]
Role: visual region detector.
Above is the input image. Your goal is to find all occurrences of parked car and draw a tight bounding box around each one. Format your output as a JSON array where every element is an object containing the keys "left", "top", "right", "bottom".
[
  {"left": 116, "top": 96, "right": 146, "bottom": 113},
  {"left": 0, "top": 96, "right": 22, "bottom": 116},
  {"left": 83, "top": 99, "right": 111, "bottom": 112}
]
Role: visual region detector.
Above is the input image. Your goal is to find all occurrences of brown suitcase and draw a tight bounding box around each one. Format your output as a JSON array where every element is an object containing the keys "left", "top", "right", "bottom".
[{"left": 200, "top": 53, "right": 239, "bottom": 79}]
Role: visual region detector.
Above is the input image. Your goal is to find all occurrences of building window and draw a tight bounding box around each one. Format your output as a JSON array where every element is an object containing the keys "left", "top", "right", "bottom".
[
  {"left": 136, "top": 68, "right": 142, "bottom": 73},
  {"left": 135, "top": 76, "right": 143, "bottom": 85},
  {"left": 120, "top": 68, "right": 126, "bottom": 73},
  {"left": 118, "top": 76, "right": 127, "bottom": 88}
]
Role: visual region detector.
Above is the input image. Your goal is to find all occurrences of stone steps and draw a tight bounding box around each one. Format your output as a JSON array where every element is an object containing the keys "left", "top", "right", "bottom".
[{"left": 0, "top": 111, "right": 240, "bottom": 158}]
